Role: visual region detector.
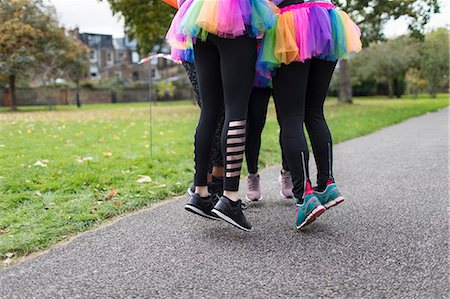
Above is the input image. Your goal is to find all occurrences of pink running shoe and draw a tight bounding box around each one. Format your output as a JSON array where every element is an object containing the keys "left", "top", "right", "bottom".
[
  {"left": 279, "top": 170, "right": 294, "bottom": 198},
  {"left": 245, "top": 173, "right": 262, "bottom": 201}
]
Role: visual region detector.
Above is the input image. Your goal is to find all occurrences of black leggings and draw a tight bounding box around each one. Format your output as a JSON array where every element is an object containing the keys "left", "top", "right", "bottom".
[
  {"left": 194, "top": 35, "right": 257, "bottom": 192},
  {"left": 183, "top": 62, "right": 224, "bottom": 170},
  {"left": 272, "top": 58, "right": 337, "bottom": 199},
  {"left": 246, "top": 87, "right": 288, "bottom": 174}
]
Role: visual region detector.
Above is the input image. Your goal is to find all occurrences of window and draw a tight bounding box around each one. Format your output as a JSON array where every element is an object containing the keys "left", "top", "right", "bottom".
[
  {"left": 132, "top": 52, "right": 140, "bottom": 64},
  {"left": 132, "top": 72, "right": 139, "bottom": 81},
  {"left": 90, "top": 50, "right": 95, "bottom": 60},
  {"left": 107, "top": 52, "right": 113, "bottom": 64}
]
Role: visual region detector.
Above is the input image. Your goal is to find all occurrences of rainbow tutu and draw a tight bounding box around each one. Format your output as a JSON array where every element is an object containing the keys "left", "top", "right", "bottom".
[
  {"left": 256, "top": 1, "right": 362, "bottom": 87},
  {"left": 166, "top": 0, "right": 279, "bottom": 62}
]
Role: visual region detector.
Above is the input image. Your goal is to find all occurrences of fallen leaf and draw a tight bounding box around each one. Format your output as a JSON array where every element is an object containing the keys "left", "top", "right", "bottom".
[
  {"left": 5, "top": 253, "right": 14, "bottom": 258},
  {"left": 114, "top": 201, "right": 122, "bottom": 206},
  {"left": 76, "top": 156, "right": 94, "bottom": 163},
  {"left": 2, "top": 258, "right": 12, "bottom": 265},
  {"left": 45, "top": 202, "right": 55, "bottom": 209},
  {"left": 33, "top": 160, "right": 48, "bottom": 167},
  {"left": 137, "top": 175, "right": 152, "bottom": 183},
  {"left": 35, "top": 190, "right": 42, "bottom": 196},
  {"left": 103, "top": 152, "right": 113, "bottom": 157},
  {"left": 102, "top": 188, "right": 118, "bottom": 201},
  {"left": 153, "top": 184, "right": 167, "bottom": 188},
  {"left": 109, "top": 189, "right": 118, "bottom": 197},
  {"left": 0, "top": 228, "right": 9, "bottom": 234}
]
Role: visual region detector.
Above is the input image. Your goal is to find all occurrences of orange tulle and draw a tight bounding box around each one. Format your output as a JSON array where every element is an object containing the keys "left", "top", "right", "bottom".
[
  {"left": 274, "top": 11, "right": 299, "bottom": 64},
  {"left": 196, "top": 0, "right": 219, "bottom": 35},
  {"left": 338, "top": 10, "right": 362, "bottom": 53}
]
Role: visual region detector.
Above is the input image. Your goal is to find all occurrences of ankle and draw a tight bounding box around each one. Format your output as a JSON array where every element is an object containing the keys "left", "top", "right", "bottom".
[
  {"left": 195, "top": 186, "right": 209, "bottom": 197},
  {"left": 223, "top": 191, "right": 239, "bottom": 201}
]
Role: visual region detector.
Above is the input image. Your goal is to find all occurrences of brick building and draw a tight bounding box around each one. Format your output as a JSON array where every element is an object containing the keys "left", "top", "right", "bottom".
[{"left": 77, "top": 32, "right": 187, "bottom": 86}]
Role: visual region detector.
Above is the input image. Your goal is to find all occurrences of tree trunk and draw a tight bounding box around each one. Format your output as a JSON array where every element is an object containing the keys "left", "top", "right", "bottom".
[
  {"left": 8, "top": 75, "right": 17, "bottom": 111},
  {"left": 393, "top": 78, "right": 402, "bottom": 98},
  {"left": 338, "top": 59, "right": 353, "bottom": 104},
  {"left": 431, "top": 87, "right": 437, "bottom": 98},
  {"left": 76, "top": 79, "right": 81, "bottom": 108},
  {"left": 387, "top": 79, "right": 394, "bottom": 98}
]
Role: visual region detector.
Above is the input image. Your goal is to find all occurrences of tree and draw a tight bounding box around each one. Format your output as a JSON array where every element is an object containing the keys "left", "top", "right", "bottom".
[
  {"left": 351, "top": 35, "right": 421, "bottom": 98},
  {"left": 104, "top": 0, "right": 176, "bottom": 54},
  {"left": 63, "top": 32, "right": 89, "bottom": 107},
  {"left": 0, "top": 0, "right": 66, "bottom": 110},
  {"left": 103, "top": 0, "right": 440, "bottom": 102},
  {"left": 333, "top": 0, "right": 440, "bottom": 102},
  {"left": 420, "top": 28, "right": 449, "bottom": 98},
  {"left": 405, "top": 68, "right": 428, "bottom": 98}
]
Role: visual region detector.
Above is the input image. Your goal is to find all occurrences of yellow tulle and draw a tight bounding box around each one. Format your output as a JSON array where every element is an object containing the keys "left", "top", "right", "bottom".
[
  {"left": 196, "top": 0, "right": 219, "bottom": 35},
  {"left": 274, "top": 11, "right": 299, "bottom": 64},
  {"left": 338, "top": 10, "right": 362, "bottom": 53}
]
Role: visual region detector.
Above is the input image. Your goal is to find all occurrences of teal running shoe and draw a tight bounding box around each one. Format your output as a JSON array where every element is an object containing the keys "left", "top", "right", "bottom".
[
  {"left": 314, "top": 179, "right": 345, "bottom": 209},
  {"left": 296, "top": 181, "right": 326, "bottom": 230}
]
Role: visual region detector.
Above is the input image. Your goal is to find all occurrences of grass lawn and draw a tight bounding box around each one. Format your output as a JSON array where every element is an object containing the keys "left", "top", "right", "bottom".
[{"left": 0, "top": 94, "right": 448, "bottom": 261}]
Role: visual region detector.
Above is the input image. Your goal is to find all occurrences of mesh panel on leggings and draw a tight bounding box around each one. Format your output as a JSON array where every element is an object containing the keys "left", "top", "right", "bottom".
[{"left": 225, "top": 120, "right": 246, "bottom": 178}]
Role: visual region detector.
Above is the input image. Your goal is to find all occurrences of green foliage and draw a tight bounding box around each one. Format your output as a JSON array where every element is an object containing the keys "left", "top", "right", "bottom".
[
  {"left": 0, "top": 97, "right": 449, "bottom": 260},
  {"left": 405, "top": 68, "right": 428, "bottom": 98},
  {"left": 334, "top": 0, "right": 440, "bottom": 44},
  {"left": 103, "top": 0, "right": 176, "bottom": 54},
  {"left": 351, "top": 35, "right": 421, "bottom": 97},
  {"left": 0, "top": 0, "right": 88, "bottom": 109},
  {"left": 156, "top": 81, "right": 175, "bottom": 98},
  {"left": 102, "top": 0, "right": 440, "bottom": 52},
  {"left": 350, "top": 29, "right": 449, "bottom": 97},
  {"left": 421, "top": 28, "right": 450, "bottom": 97}
]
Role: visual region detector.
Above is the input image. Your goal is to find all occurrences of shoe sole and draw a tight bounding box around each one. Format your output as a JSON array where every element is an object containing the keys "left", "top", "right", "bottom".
[
  {"left": 187, "top": 187, "right": 194, "bottom": 196},
  {"left": 323, "top": 196, "right": 345, "bottom": 209},
  {"left": 185, "top": 204, "right": 219, "bottom": 221},
  {"left": 245, "top": 195, "right": 263, "bottom": 202},
  {"left": 296, "top": 205, "right": 326, "bottom": 230},
  {"left": 279, "top": 190, "right": 294, "bottom": 199},
  {"left": 211, "top": 209, "right": 252, "bottom": 232}
]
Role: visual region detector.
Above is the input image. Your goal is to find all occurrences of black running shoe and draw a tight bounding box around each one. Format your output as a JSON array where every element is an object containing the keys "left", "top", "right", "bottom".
[
  {"left": 211, "top": 196, "right": 252, "bottom": 231},
  {"left": 185, "top": 193, "right": 219, "bottom": 220}
]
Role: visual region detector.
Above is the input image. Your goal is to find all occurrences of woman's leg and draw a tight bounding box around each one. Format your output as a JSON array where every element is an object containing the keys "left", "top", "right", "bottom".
[
  {"left": 273, "top": 61, "right": 327, "bottom": 229},
  {"left": 304, "top": 58, "right": 344, "bottom": 210},
  {"left": 304, "top": 58, "right": 337, "bottom": 190},
  {"left": 182, "top": 62, "right": 201, "bottom": 106},
  {"left": 272, "top": 61, "right": 311, "bottom": 202},
  {"left": 273, "top": 94, "right": 295, "bottom": 198},
  {"left": 192, "top": 38, "right": 224, "bottom": 196},
  {"left": 245, "top": 87, "right": 271, "bottom": 175},
  {"left": 184, "top": 62, "right": 224, "bottom": 197},
  {"left": 244, "top": 87, "right": 271, "bottom": 201},
  {"left": 214, "top": 35, "right": 257, "bottom": 200}
]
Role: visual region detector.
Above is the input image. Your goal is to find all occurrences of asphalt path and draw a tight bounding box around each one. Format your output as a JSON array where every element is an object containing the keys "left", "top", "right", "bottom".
[{"left": 0, "top": 108, "right": 448, "bottom": 298}]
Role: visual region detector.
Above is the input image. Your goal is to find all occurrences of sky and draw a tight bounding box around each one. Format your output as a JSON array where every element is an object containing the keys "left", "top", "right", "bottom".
[{"left": 47, "top": 0, "right": 449, "bottom": 38}]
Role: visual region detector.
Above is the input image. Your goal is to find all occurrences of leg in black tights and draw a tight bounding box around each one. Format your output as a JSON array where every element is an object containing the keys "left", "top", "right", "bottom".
[
  {"left": 246, "top": 87, "right": 289, "bottom": 174},
  {"left": 272, "top": 61, "right": 311, "bottom": 201},
  {"left": 246, "top": 87, "right": 270, "bottom": 174},
  {"left": 194, "top": 35, "right": 257, "bottom": 193},
  {"left": 304, "top": 58, "right": 337, "bottom": 191},
  {"left": 183, "top": 62, "right": 225, "bottom": 173}
]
